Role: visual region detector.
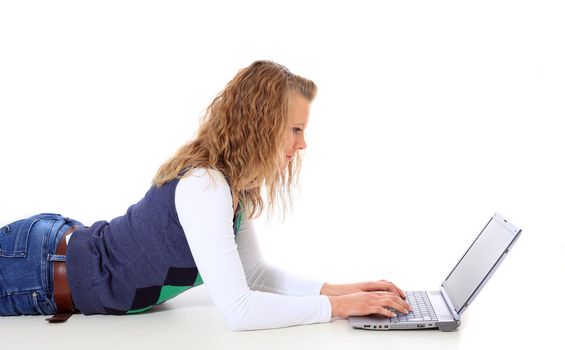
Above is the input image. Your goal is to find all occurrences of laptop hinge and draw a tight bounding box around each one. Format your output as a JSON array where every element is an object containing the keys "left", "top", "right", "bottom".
[{"left": 440, "top": 285, "right": 460, "bottom": 321}]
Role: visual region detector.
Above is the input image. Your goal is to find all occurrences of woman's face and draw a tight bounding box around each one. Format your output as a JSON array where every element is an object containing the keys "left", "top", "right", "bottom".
[{"left": 281, "top": 91, "right": 310, "bottom": 170}]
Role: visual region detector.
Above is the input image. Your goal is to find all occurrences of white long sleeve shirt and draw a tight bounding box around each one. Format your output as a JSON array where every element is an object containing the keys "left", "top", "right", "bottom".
[{"left": 174, "top": 168, "right": 332, "bottom": 330}]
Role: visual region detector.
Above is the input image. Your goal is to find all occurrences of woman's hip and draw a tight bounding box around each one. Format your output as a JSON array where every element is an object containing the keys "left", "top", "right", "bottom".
[{"left": 0, "top": 213, "right": 84, "bottom": 316}]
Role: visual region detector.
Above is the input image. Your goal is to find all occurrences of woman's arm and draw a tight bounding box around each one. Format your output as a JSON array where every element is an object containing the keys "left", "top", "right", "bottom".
[
  {"left": 175, "top": 168, "right": 331, "bottom": 330},
  {"left": 231, "top": 192, "right": 411, "bottom": 320}
]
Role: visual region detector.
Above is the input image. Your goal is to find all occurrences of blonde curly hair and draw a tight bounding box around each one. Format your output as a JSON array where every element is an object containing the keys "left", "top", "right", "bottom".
[{"left": 152, "top": 60, "right": 317, "bottom": 221}]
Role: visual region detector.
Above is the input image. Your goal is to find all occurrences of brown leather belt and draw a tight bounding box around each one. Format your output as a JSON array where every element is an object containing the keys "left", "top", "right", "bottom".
[{"left": 46, "top": 225, "right": 78, "bottom": 323}]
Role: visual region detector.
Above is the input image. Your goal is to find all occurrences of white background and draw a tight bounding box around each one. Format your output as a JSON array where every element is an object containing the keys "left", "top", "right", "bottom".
[{"left": 1, "top": 1, "right": 564, "bottom": 348}]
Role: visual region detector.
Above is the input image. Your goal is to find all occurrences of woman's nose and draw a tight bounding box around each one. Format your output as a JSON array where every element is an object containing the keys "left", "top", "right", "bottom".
[{"left": 297, "top": 138, "right": 307, "bottom": 150}]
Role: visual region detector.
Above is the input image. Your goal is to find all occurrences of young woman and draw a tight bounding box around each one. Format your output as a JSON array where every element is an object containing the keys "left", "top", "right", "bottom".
[{"left": 0, "top": 60, "right": 410, "bottom": 330}]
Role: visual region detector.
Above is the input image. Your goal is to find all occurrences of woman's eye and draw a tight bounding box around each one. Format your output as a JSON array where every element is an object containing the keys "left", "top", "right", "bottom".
[{"left": 292, "top": 127, "right": 302, "bottom": 134}]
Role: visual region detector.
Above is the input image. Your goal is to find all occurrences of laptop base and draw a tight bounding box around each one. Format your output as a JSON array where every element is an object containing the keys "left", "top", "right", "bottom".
[{"left": 349, "top": 316, "right": 460, "bottom": 332}]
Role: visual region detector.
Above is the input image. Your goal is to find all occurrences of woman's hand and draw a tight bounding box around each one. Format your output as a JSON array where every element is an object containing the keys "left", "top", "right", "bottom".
[
  {"left": 327, "top": 291, "right": 411, "bottom": 319},
  {"left": 321, "top": 280, "right": 410, "bottom": 319},
  {"left": 321, "top": 280, "right": 407, "bottom": 299}
]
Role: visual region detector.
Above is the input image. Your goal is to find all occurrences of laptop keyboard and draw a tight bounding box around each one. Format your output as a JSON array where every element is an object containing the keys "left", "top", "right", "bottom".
[{"left": 390, "top": 291, "right": 438, "bottom": 323}]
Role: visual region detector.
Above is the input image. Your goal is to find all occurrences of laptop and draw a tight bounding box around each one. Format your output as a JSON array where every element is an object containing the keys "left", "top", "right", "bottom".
[{"left": 349, "top": 212, "right": 522, "bottom": 332}]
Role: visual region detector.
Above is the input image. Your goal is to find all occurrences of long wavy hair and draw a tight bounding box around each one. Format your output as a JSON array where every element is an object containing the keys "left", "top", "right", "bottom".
[{"left": 152, "top": 60, "right": 317, "bottom": 221}]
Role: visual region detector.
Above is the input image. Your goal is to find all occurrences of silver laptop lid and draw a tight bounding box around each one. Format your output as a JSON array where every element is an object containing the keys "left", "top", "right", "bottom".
[{"left": 441, "top": 213, "right": 522, "bottom": 316}]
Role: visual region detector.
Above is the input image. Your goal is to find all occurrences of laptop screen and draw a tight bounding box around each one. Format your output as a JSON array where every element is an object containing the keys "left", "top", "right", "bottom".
[{"left": 441, "top": 214, "right": 521, "bottom": 315}]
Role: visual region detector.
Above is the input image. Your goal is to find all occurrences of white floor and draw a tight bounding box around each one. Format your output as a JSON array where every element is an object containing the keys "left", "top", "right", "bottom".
[{"left": 2, "top": 280, "right": 562, "bottom": 350}]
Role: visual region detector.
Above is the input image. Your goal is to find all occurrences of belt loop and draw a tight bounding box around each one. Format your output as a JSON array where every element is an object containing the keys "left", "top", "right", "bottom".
[{"left": 48, "top": 254, "right": 67, "bottom": 262}]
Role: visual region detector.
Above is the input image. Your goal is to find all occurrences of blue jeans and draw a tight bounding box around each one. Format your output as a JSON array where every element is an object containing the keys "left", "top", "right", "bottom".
[{"left": 0, "top": 213, "right": 84, "bottom": 316}]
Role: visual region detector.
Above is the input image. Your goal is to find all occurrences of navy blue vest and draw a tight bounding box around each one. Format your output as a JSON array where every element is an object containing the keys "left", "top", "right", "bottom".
[{"left": 67, "top": 175, "right": 242, "bottom": 315}]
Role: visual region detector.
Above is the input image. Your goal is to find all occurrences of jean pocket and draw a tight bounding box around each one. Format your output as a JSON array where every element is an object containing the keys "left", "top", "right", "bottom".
[{"left": 0, "top": 218, "right": 41, "bottom": 258}]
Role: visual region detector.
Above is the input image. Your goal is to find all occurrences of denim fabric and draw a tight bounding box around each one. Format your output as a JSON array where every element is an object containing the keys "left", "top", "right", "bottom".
[{"left": 0, "top": 213, "right": 83, "bottom": 316}]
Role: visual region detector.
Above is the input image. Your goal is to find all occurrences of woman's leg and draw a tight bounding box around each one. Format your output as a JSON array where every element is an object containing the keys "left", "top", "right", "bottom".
[{"left": 0, "top": 213, "right": 84, "bottom": 316}]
